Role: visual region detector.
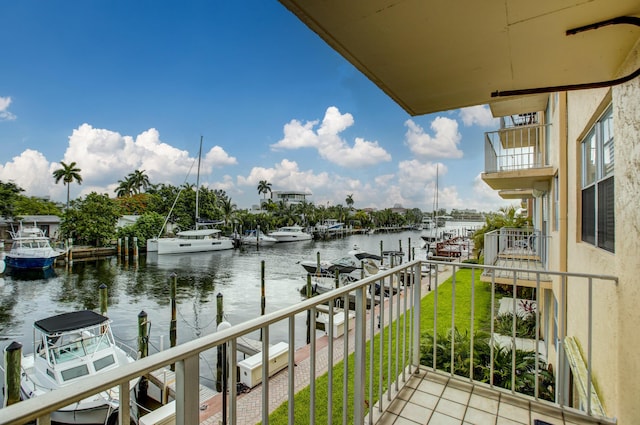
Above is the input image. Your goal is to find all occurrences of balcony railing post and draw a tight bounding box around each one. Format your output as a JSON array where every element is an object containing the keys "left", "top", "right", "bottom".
[
  {"left": 175, "top": 355, "right": 200, "bottom": 425},
  {"left": 354, "top": 286, "right": 366, "bottom": 424},
  {"left": 412, "top": 263, "right": 421, "bottom": 367}
]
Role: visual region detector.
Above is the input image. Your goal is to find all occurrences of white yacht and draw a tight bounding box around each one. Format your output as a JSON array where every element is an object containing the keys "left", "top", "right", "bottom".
[{"left": 269, "top": 225, "right": 312, "bottom": 243}]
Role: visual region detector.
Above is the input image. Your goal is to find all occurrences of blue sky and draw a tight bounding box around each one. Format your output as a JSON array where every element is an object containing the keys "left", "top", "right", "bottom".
[{"left": 0, "top": 1, "right": 513, "bottom": 213}]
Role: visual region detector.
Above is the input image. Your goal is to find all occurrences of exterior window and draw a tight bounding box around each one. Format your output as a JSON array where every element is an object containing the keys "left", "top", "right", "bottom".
[
  {"left": 581, "top": 106, "right": 614, "bottom": 252},
  {"left": 553, "top": 175, "right": 559, "bottom": 231}
]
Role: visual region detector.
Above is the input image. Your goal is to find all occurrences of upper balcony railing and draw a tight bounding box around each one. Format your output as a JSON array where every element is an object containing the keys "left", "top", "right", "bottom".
[
  {"left": 484, "top": 227, "right": 548, "bottom": 267},
  {"left": 0, "top": 260, "right": 617, "bottom": 425},
  {"left": 484, "top": 116, "right": 550, "bottom": 174}
]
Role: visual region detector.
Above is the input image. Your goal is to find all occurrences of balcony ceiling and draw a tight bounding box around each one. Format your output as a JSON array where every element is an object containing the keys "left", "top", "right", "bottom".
[{"left": 279, "top": 0, "right": 640, "bottom": 116}]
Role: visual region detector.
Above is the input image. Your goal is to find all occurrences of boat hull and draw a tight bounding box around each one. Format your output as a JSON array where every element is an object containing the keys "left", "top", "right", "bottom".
[
  {"left": 157, "top": 238, "right": 234, "bottom": 254},
  {"left": 5, "top": 255, "right": 57, "bottom": 270}
]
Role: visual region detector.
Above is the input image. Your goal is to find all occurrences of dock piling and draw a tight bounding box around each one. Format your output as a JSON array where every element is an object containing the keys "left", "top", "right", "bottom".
[
  {"left": 99, "top": 283, "right": 108, "bottom": 316},
  {"left": 3, "top": 341, "right": 22, "bottom": 407},
  {"left": 137, "top": 310, "right": 149, "bottom": 398}
]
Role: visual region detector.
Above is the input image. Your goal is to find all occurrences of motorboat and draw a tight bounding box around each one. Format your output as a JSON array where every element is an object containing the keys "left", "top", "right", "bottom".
[
  {"left": 241, "top": 229, "right": 278, "bottom": 247},
  {"left": 16, "top": 310, "right": 139, "bottom": 425},
  {"left": 300, "top": 245, "right": 384, "bottom": 291},
  {"left": 4, "top": 222, "right": 64, "bottom": 270},
  {"left": 315, "top": 219, "right": 344, "bottom": 232},
  {"left": 269, "top": 225, "right": 312, "bottom": 243}
]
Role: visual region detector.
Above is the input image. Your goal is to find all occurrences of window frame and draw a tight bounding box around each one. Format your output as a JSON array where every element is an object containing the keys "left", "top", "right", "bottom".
[{"left": 580, "top": 105, "right": 614, "bottom": 253}]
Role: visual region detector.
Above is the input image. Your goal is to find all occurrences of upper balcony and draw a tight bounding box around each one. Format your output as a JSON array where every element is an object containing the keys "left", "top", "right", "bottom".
[
  {"left": 482, "top": 227, "right": 551, "bottom": 288},
  {"left": 481, "top": 113, "right": 555, "bottom": 195}
]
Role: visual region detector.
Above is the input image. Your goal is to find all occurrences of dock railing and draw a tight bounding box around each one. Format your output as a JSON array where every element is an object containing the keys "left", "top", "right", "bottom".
[{"left": 1, "top": 259, "right": 617, "bottom": 425}]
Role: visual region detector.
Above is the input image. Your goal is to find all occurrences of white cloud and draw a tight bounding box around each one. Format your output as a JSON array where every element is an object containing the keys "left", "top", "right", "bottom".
[
  {"left": 0, "top": 150, "right": 54, "bottom": 197},
  {"left": 0, "top": 124, "right": 237, "bottom": 203},
  {"left": 271, "top": 106, "right": 391, "bottom": 167},
  {"left": 468, "top": 173, "right": 514, "bottom": 211},
  {"left": 0, "top": 96, "right": 17, "bottom": 121},
  {"left": 459, "top": 105, "right": 497, "bottom": 127},
  {"left": 404, "top": 117, "right": 463, "bottom": 159}
]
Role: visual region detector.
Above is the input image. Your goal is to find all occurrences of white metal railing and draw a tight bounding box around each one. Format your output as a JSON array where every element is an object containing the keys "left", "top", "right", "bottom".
[
  {"left": 484, "top": 227, "right": 549, "bottom": 269},
  {"left": 484, "top": 122, "right": 550, "bottom": 173},
  {"left": 426, "top": 261, "right": 617, "bottom": 422},
  {"left": 1, "top": 260, "right": 617, "bottom": 425}
]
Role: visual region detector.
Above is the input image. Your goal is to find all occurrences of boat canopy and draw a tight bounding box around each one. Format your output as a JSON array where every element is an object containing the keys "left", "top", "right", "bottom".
[{"left": 34, "top": 310, "right": 109, "bottom": 334}]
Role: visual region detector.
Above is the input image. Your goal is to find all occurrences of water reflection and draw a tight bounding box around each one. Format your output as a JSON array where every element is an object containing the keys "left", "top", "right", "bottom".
[{"left": 0, "top": 226, "right": 480, "bottom": 395}]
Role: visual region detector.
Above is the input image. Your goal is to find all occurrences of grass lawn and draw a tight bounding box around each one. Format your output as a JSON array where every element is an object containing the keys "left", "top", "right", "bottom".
[{"left": 266, "top": 268, "right": 493, "bottom": 424}]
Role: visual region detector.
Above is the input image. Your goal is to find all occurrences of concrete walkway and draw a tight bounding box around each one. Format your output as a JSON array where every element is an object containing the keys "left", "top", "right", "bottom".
[{"left": 198, "top": 265, "right": 455, "bottom": 425}]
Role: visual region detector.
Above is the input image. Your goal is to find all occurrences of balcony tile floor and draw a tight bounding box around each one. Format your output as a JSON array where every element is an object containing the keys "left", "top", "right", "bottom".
[{"left": 372, "top": 368, "right": 614, "bottom": 425}]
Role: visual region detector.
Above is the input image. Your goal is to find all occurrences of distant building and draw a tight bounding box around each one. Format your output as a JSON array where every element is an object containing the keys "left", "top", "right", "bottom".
[
  {"left": 0, "top": 215, "right": 63, "bottom": 243},
  {"left": 266, "top": 190, "right": 311, "bottom": 208}
]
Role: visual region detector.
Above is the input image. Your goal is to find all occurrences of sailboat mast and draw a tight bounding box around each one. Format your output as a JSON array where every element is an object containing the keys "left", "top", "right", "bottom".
[{"left": 195, "top": 136, "right": 203, "bottom": 230}]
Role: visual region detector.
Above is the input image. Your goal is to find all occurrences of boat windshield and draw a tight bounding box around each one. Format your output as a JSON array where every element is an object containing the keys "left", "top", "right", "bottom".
[{"left": 46, "top": 327, "right": 114, "bottom": 365}]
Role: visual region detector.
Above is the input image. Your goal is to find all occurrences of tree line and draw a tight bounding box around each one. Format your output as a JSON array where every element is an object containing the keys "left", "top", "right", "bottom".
[{"left": 0, "top": 164, "right": 430, "bottom": 248}]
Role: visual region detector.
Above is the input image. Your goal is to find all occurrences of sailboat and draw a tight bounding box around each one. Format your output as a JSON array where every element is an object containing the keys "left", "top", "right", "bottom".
[
  {"left": 147, "top": 137, "right": 234, "bottom": 254},
  {"left": 421, "top": 165, "right": 442, "bottom": 255}
]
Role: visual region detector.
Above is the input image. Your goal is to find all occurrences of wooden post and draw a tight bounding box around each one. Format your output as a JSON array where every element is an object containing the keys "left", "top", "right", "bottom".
[
  {"left": 124, "top": 237, "right": 129, "bottom": 258},
  {"left": 316, "top": 251, "right": 321, "bottom": 276},
  {"left": 99, "top": 283, "right": 108, "bottom": 317},
  {"left": 3, "top": 341, "right": 22, "bottom": 407},
  {"left": 117, "top": 238, "right": 122, "bottom": 257},
  {"left": 133, "top": 237, "right": 139, "bottom": 259},
  {"left": 216, "top": 293, "right": 224, "bottom": 392},
  {"left": 137, "top": 310, "right": 148, "bottom": 398},
  {"left": 380, "top": 241, "right": 384, "bottom": 266},
  {"left": 334, "top": 269, "right": 339, "bottom": 289},
  {"left": 408, "top": 238, "right": 412, "bottom": 260},
  {"left": 68, "top": 238, "right": 73, "bottom": 265}
]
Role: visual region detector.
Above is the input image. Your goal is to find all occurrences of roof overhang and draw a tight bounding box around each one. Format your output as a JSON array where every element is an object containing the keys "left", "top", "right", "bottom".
[{"left": 279, "top": 0, "right": 640, "bottom": 116}]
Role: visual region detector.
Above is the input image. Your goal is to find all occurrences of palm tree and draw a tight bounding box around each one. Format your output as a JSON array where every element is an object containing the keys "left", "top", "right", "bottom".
[
  {"left": 52, "top": 161, "right": 83, "bottom": 210},
  {"left": 257, "top": 180, "right": 272, "bottom": 205},
  {"left": 114, "top": 177, "right": 134, "bottom": 197},
  {"left": 345, "top": 194, "right": 354, "bottom": 209},
  {"left": 220, "top": 198, "right": 237, "bottom": 231},
  {"left": 127, "top": 169, "right": 150, "bottom": 194}
]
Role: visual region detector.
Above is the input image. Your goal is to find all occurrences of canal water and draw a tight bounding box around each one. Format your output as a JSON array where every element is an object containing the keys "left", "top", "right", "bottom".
[{"left": 0, "top": 223, "right": 481, "bottom": 397}]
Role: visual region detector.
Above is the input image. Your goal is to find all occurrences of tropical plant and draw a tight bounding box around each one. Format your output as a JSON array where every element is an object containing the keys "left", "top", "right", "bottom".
[
  {"left": 116, "top": 211, "right": 165, "bottom": 246},
  {"left": 0, "top": 181, "right": 25, "bottom": 218},
  {"left": 52, "top": 161, "right": 83, "bottom": 210},
  {"left": 14, "top": 196, "right": 62, "bottom": 216},
  {"left": 345, "top": 194, "right": 354, "bottom": 209},
  {"left": 421, "top": 328, "right": 491, "bottom": 379},
  {"left": 472, "top": 205, "right": 531, "bottom": 258},
  {"left": 494, "top": 312, "right": 538, "bottom": 339},
  {"left": 421, "top": 327, "right": 554, "bottom": 401},
  {"left": 114, "top": 178, "right": 134, "bottom": 197},
  {"left": 257, "top": 180, "right": 272, "bottom": 201},
  {"left": 60, "top": 192, "right": 121, "bottom": 246},
  {"left": 219, "top": 197, "right": 238, "bottom": 232},
  {"left": 127, "top": 169, "right": 150, "bottom": 194}
]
